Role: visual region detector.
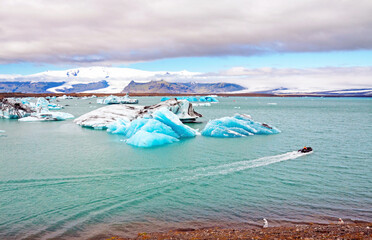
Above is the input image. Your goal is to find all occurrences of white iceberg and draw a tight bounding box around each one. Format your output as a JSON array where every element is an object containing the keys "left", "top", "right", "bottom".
[
  {"left": 0, "top": 98, "right": 35, "bottom": 119},
  {"left": 74, "top": 99, "right": 202, "bottom": 129},
  {"left": 201, "top": 114, "right": 280, "bottom": 138},
  {"left": 75, "top": 99, "right": 200, "bottom": 147},
  {"left": 97, "top": 95, "right": 138, "bottom": 105},
  {"left": 57, "top": 95, "right": 74, "bottom": 99},
  {"left": 193, "top": 102, "right": 211, "bottom": 107},
  {"left": 18, "top": 112, "right": 74, "bottom": 122}
]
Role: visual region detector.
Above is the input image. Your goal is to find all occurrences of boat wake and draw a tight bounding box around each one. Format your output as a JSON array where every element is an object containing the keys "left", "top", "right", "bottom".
[{"left": 157, "top": 151, "right": 312, "bottom": 185}]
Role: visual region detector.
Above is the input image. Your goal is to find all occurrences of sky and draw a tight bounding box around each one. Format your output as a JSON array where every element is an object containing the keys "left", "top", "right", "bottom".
[{"left": 0, "top": 0, "right": 372, "bottom": 80}]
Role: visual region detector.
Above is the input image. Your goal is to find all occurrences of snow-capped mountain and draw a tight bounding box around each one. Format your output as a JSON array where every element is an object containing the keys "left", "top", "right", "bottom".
[
  {"left": 0, "top": 66, "right": 371, "bottom": 96},
  {"left": 0, "top": 67, "right": 201, "bottom": 93}
]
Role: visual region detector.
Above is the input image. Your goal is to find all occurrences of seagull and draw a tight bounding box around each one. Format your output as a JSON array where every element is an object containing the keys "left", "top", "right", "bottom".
[
  {"left": 263, "top": 218, "right": 268, "bottom": 228},
  {"left": 338, "top": 218, "right": 344, "bottom": 224}
]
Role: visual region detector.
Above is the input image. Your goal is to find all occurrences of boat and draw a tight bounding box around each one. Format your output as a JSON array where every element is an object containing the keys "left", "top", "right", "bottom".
[{"left": 298, "top": 146, "right": 313, "bottom": 153}]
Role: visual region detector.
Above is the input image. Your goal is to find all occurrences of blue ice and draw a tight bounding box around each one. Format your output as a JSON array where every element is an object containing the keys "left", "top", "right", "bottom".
[
  {"left": 107, "top": 108, "right": 197, "bottom": 147},
  {"left": 160, "top": 97, "right": 171, "bottom": 101},
  {"left": 202, "top": 114, "right": 280, "bottom": 138},
  {"left": 126, "top": 130, "right": 179, "bottom": 148},
  {"left": 199, "top": 96, "right": 219, "bottom": 102}
]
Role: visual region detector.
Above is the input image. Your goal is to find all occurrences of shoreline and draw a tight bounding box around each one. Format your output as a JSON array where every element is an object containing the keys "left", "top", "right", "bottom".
[
  {"left": 108, "top": 221, "right": 372, "bottom": 240},
  {"left": 1, "top": 92, "right": 371, "bottom": 99}
]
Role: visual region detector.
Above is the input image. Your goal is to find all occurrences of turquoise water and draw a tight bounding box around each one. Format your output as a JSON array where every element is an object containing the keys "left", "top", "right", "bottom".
[{"left": 0, "top": 97, "right": 371, "bottom": 239}]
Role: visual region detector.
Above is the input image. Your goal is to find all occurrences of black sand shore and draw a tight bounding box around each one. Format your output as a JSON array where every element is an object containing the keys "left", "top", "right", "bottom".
[{"left": 107, "top": 222, "right": 372, "bottom": 240}]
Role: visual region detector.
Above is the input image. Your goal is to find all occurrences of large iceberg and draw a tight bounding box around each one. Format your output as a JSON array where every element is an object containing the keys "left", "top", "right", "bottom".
[
  {"left": 0, "top": 98, "right": 35, "bottom": 119},
  {"left": 107, "top": 108, "right": 198, "bottom": 147},
  {"left": 0, "top": 97, "right": 73, "bottom": 121},
  {"left": 202, "top": 114, "right": 280, "bottom": 138},
  {"left": 74, "top": 99, "right": 202, "bottom": 129},
  {"left": 75, "top": 99, "right": 200, "bottom": 147}
]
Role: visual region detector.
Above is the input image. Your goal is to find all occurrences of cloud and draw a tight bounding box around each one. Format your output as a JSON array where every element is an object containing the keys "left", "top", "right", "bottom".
[
  {"left": 1, "top": 0, "right": 372, "bottom": 64},
  {"left": 198, "top": 66, "right": 372, "bottom": 92}
]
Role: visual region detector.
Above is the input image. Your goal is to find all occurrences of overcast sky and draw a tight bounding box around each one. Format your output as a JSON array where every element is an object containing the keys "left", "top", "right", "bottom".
[{"left": 0, "top": 0, "right": 372, "bottom": 81}]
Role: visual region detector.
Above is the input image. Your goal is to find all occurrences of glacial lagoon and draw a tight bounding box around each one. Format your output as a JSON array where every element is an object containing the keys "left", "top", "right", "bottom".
[{"left": 0, "top": 97, "right": 371, "bottom": 239}]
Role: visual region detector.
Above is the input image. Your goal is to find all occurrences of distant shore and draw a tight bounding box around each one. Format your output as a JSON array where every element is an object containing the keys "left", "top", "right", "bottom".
[
  {"left": 1, "top": 92, "right": 371, "bottom": 99},
  {"left": 109, "top": 222, "right": 372, "bottom": 240}
]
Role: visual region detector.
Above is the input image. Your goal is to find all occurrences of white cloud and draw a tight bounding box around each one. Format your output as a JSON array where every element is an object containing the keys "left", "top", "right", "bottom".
[
  {"left": 0, "top": 0, "right": 372, "bottom": 64},
  {"left": 199, "top": 66, "right": 372, "bottom": 92}
]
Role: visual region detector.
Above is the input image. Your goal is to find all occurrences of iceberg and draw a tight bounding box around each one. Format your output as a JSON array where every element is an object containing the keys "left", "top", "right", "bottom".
[
  {"left": 202, "top": 114, "right": 280, "bottom": 138},
  {"left": 161, "top": 96, "right": 216, "bottom": 102},
  {"left": 199, "top": 96, "right": 219, "bottom": 102},
  {"left": 152, "top": 108, "right": 197, "bottom": 137},
  {"left": 74, "top": 99, "right": 202, "bottom": 129},
  {"left": 193, "top": 102, "right": 211, "bottom": 107},
  {"left": 120, "top": 94, "right": 138, "bottom": 104},
  {"left": 107, "top": 108, "right": 197, "bottom": 147},
  {"left": 57, "top": 95, "right": 74, "bottom": 99},
  {"left": 0, "top": 98, "right": 35, "bottom": 119},
  {"left": 18, "top": 112, "right": 74, "bottom": 122},
  {"left": 77, "top": 100, "right": 200, "bottom": 148},
  {"left": 97, "top": 95, "right": 138, "bottom": 104},
  {"left": 160, "top": 97, "right": 171, "bottom": 101},
  {"left": 126, "top": 130, "right": 179, "bottom": 147}
]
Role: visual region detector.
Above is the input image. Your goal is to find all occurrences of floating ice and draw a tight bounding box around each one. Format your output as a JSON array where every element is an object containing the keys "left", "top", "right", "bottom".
[
  {"left": 97, "top": 95, "right": 138, "bottom": 104},
  {"left": 0, "top": 98, "right": 35, "bottom": 119},
  {"left": 57, "top": 95, "right": 74, "bottom": 99},
  {"left": 18, "top": 112, "right": 74, "bottom": 121},
  {"left": 193, "top": 102, "right": 211, "bottom": 107},
  {"left": 36, "top": 97, "right": 49, "bottom": 110},
  {"left": 161, "top": 96, "right": 218, "bottom": 102},
  {"left": 160, "top": 97, "right": 170, "bottom": 101},
  {"left": 152, "top": 108, "right": 197, "bottom": 138},
  {"left": 126, "top": 130, "right": 179, "bottom": 147},
  {"left": 121, "top": 95, "right": 138, "bottom": 104},
  {"left": 202, "top": 114, "right": 280, "bottom": 138},
  {"left": 75, "top": 99, "right": 202, "bottom": 129},
  {"left": 199, "top": 96, "right": 219, "bottom": 102},
  {"left": 106, "top": 108, "right": 197, "bottom": 147}
]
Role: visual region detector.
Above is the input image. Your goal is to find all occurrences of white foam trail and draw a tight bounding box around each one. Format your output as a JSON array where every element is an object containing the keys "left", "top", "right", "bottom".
[{"left": 175, "top": 151, "right": 310, "bottom": 182}]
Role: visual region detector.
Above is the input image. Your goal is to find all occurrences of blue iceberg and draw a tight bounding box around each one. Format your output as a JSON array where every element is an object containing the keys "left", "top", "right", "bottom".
[
  {"left": 199, "top": 96, "right": 219, "bottom": 102},
  {"left": 201, "top": 114, "right": 280, "bottom": 138},
  {"left": 126, "top": 130, "right": 179, "bottom": 148},
  {"left": 107, "top": 108, "right": 198, "bottom": 147},
  {"left": 160, "top": 97, "right": 171, "bottom": 101}
]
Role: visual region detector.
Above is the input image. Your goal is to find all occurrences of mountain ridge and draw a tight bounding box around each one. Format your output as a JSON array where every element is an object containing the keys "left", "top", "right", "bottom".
[{"left": 1, "top": 66, "right": 371, "bottom": 96}]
